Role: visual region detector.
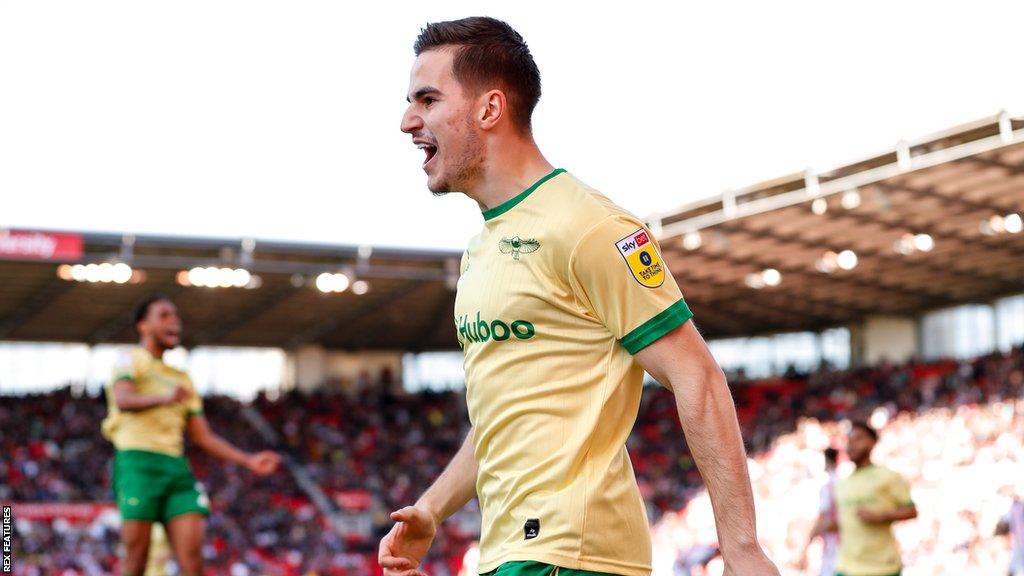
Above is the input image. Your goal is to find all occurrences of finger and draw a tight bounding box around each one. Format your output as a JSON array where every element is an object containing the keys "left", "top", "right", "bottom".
[
  {"left": 379, "top": 556, "right": 415, "bottom": 570},
  {"left": 390, "top": 570, "right": 425, "bottom": 576},
  {"left": 390, "top": 506, "right": 418, "bottom": 523}
]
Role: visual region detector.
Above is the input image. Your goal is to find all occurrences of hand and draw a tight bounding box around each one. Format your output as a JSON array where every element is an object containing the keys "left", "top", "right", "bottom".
[
  {"left": 378, "top": 506, "right": 437, "bottom": 576},
  {"left": 793, "top": 549, "right": 808, "bottom": 571},
  {"left": 856, "top": 508, "right": 889, "bottom": 524},
  {"left": 246, "top": 451, "right": 281, "bottom": 476},
  {"left": 165, "top": 386, "right": 191, "bottom": 405},
  {"left": 723, "top": 547, "right": 780, "bottom": 576}
]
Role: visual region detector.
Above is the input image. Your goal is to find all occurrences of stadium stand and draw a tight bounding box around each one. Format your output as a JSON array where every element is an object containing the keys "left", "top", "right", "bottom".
[
  {"left": 1, "top": 113, "right": 1021, "bottom": 356},
  {"left": 3, "top": 114, "right": 1022, "bottom": 575},
  {"left": 4, "top": 344, "right": 1022, "bottom": 575}
]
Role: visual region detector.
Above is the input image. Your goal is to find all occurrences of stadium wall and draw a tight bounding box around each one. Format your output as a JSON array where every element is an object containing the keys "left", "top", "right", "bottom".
[
  {"left": 289, "top": 346, "right": 403, "bottom": 394},
  {"left": 851, "top": 315, "right": 919, "bottom": 366}
]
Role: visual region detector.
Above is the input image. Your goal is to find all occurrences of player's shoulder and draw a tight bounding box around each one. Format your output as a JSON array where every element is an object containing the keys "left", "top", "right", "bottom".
[
  {"left": 161, "top": 358, "right": 192, "bottom": 379},
  {"left": 549, "top": 172, "right": 648, "bottom": 241},
  {"left": 859, "top": 464, "right": 904, "bottom": 485},
  {"left": 878, "top": 466, "right": 906, "bottom": 481},
  {"left": 117, "top": 346, "right": 147, "bottom": 367},
  {"left": 554, "top": 172, "right": 637, "bottom": 219},
  {"left": 111, "top": 346, "right": 149, "bottom": 383}
]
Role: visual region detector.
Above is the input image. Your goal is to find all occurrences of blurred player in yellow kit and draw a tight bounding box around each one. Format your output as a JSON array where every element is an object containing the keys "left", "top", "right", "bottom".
[
  {"left": 835, "top": 422, "right": 917, "bottom": 576},
  {"left": 102, "top": 295, "right": 282, "bottom": 575},
  {"left": 144, "top": 524, "right": 170, "bottom": 576},
  {"left": 380, "top": 16, "right": 779, "bottom": 576}
]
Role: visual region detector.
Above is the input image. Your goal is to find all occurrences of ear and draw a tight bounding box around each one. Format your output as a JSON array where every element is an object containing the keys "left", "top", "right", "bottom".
[{"left": 477, "top": 89, "right": 506, "bottom": 131}]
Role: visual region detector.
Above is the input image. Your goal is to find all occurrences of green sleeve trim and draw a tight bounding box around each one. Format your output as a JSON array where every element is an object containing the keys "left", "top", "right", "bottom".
[
  {"left": 187, "top": 409, "right": 203, "bottom": 417},
  {"left": 482, "top": 168, "right": 565, "bottom": 221},
  {"left": 619, "top": 298, "right": 694, "bottom": 355},
  {"left": 113, "top": 372, "right": 134, "bottom": 383}
]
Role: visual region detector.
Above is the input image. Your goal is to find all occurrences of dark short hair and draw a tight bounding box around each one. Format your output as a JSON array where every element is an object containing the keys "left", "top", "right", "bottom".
[
  {"left": 850, "top": 421, "right": 879, "bottom": 442},
  {"left": 414, "top": 17, "right": 541, "bottom": 133},
  {"left": 824, "top": 447, "right": 839, "bottom": 465},
  {"left": 134, "top": 294, "right": 172, "bottom": 328}
]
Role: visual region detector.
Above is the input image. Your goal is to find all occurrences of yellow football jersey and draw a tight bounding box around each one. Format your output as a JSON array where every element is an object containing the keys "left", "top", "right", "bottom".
[
  {"left": 101, "top": 347, "right": 202, "bottom": 457},
  {"left": 456, "top": 169, "right": 693, "bottom": 576},
  {"left": 145, "top": 523, "right": 171, "bottom": 576},
  {"left": 835, "top": 465, "right": 913, "bottom": 575}
]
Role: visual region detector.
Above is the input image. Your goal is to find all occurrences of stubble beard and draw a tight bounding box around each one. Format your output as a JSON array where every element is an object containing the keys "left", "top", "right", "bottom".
[{"left": 429, "top": 116, "right": 484, "bottom": 196}]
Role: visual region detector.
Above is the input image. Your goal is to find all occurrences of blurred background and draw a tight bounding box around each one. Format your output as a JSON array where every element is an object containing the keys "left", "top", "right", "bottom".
[{"left": 2, "top": 1, "right": 1023, "bottom": 575}]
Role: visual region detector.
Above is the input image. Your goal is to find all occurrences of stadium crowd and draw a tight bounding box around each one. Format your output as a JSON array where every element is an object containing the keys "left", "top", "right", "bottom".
[{"left": 2, "top": 345, "right": 1023, "bottom": 575}]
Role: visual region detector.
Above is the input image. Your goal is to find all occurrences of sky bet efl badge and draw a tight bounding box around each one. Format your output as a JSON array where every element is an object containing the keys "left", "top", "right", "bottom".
[{"left": 616, "top": 228, "right": 665, "bottom": 288}]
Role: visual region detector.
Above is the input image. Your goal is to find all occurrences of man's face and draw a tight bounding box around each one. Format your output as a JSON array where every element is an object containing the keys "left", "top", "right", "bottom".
[
  {"left": 138, "top": 300, "right": 182, "bottom": 350},
  {"left": 400, "top": 48, "right": 484, "bottom": 194},
  {"left": 846, "top": 427, "right": 876, "bottom": 463}
]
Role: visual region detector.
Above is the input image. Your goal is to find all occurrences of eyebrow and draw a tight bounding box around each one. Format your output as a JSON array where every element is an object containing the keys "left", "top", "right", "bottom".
[{"left": 407, "top": 86, "right": 441, "bottom": 103}]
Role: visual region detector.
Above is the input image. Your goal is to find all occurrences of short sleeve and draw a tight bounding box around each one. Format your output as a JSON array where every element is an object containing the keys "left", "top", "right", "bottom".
[
  {"left": 568, "top": 214, "right": 693, "bottom": 354},
  {"left": 185, "top": 376, "right": 203, "bottom": 416},
  {"left": 111, "top": 351, "right": 138, "bottom": 383},
  {"left": 888, "top": 473, "right": 913, "bottom": 506}
]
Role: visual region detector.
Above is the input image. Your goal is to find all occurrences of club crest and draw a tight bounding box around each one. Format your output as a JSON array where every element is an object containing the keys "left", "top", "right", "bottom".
[{"left": 499, "top": 236, "right": 540, "bottom": 260}]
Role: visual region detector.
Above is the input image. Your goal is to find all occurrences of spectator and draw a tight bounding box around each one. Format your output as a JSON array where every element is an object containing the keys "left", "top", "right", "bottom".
[{"left": 3, "top": 345, "right": 1022, "bottom": 574}]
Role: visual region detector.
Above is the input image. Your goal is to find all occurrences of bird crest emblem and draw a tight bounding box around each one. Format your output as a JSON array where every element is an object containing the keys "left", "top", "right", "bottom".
[{"left": 499, "top": 236, "right": 540, "bottom": 260}]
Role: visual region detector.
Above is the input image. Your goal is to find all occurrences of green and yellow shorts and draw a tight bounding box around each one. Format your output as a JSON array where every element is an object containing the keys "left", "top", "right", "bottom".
[
  {"left": 481, "top": 561, "right": 618, "bottom": 576},
  {"left": 113, "top": 449, "right": 210, "bottom": 523}
]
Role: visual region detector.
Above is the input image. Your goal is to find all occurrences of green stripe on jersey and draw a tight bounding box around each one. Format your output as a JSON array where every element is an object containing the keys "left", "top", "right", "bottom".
[
  {"left": 619, "top": 298, "right": 693, "bottom": 354},
  {"left": 482, "top": 168, "right": 566, "bottom": 221}
]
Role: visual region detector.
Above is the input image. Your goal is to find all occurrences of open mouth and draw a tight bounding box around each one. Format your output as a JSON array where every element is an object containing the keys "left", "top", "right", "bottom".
[{"left": 417, "top": 143, "right": 438, "bottom": 168}]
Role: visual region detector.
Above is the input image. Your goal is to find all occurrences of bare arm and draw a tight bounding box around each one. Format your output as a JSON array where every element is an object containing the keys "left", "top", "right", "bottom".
[
  {"left": 186, "top": 414, "right": 280, "bottom": 475},
  {"left": 888, "top": 505, "right": 918, "bottom": 522},
  {"left": 796, "top": 511, "right": 834, "bottom": 570},
  {"left": 379, "top": 427, "right": 478, "bottom": 576},
  {"left": 858, "top": 504, "right": 917, "bottom": 524},
  {"left": 112, "top": 379, "right": 186, "bottom": 411},
  {"left": 807, "top": 511, "right": 835, "bottom": 542},
  {"left": 636, "top": 321, "right": 778, "bottom": 573},
  {"left": 807, "top": 484, "right": 838, "bottom": 546},
  {"left": 415, "top": 427, "right": 478, "bottom": 523},
  {"left": 803, "top": 511, "right": 836, "bottom": 553}
]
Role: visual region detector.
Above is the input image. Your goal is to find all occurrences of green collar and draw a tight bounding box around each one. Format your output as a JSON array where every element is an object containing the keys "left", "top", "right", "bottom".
[{"left": 481, "top": 168, "right": 565, "bottom": 221}]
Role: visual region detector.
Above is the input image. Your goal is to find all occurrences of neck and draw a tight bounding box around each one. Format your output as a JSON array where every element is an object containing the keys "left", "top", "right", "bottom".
[
  {"left": 854, "top": 458, "right": 872, "bottom": 470},
  {"left": 467, "top": 135, "right": 554, "bottom": 214},
  {"left": 141, "top": 337, "right": 166, "bottom": 359}
]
